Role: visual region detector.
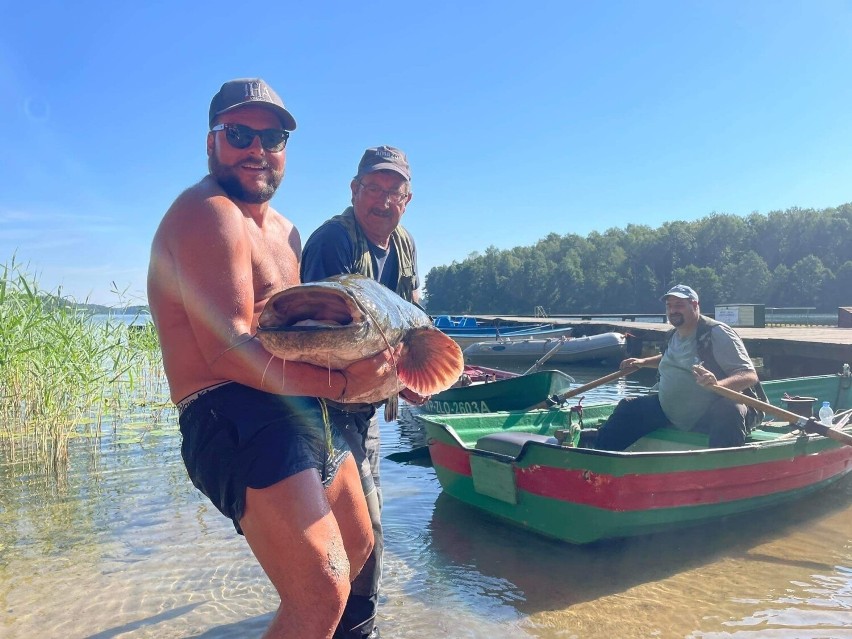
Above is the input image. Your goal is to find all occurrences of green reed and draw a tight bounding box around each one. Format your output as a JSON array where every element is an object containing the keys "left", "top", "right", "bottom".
[{"left": 0, "top": 259, "right": 164, "bottom": 473}]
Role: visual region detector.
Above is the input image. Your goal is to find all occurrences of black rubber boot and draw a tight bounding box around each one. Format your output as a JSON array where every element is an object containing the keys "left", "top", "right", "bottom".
[
  {"left": 333, "top": 594, "right": 379, "bottom": 638},
  {"left": 333, "top": 624, "right": 379, "bottom": 638}
]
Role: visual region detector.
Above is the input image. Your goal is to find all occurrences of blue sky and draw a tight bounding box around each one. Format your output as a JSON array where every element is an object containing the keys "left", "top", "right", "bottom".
[{"left": 2, "top": 1, "right": 851, "bottom": 305}]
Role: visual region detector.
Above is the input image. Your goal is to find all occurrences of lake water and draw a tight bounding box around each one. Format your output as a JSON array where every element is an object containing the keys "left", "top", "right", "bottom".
[
  {"left": 2, "top": 365, "right": 852, "bottom": 638},
  {"left": 90, "top": 313, "right": 152, "bottom": 327}
]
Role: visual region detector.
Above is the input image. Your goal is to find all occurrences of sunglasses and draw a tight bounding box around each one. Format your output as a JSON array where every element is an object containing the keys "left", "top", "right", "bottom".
[{"left": 210, "top": 123, "right": 290, "bottom": 152}]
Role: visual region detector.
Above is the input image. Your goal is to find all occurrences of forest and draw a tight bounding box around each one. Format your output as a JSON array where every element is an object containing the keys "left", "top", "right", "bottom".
[{"left": 423, "top": 203, "right": 852, "bottom": 315}]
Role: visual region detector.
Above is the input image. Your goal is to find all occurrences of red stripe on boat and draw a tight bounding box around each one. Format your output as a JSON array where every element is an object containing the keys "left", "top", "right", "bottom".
[
  {"left": 430, "top": 440, "right": 472, "bottom": 476},
  {"left": 429, "top": 441, "right": 852, "bottom": 510}
]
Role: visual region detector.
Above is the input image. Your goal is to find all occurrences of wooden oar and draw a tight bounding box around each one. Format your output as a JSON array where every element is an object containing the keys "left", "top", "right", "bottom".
[
  {"left": 522, "top": 336, "right": 569, "bottom": 375},
  {"left": 525, "top": 365, "right": 639, "bottom": 410},
  {"left": 708, "top": 384, "right": 852, "bottom": 446}
]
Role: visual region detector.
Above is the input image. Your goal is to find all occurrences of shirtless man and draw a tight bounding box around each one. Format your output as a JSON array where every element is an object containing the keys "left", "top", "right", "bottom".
[{"left": 147, "top": 78, "right": 397, "bottom": 639}]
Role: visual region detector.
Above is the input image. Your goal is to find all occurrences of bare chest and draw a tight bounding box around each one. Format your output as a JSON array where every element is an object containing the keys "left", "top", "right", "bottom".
[{"left": 248, "top": 224, "right": 300, "bottom": 312}]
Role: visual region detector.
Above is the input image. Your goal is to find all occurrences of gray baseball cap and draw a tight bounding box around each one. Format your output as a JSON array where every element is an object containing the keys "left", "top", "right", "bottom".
[
  {"left": 661, "top": 284, "right": 699, "bottom": 302},
  {"left": 209, "top": 78, "right": 297, "bottom": 130},
  {"left": 356, "top": 145, "right": 411, "bottom": 181}
]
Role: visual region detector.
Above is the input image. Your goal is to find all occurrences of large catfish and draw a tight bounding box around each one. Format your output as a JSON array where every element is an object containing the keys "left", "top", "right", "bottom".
[{"left": 256, "top": 274, "right": 464, "bottom": 410}]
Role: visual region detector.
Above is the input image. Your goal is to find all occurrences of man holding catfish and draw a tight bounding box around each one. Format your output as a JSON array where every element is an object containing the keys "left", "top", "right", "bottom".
[{"left": 147, "top": 78, "right": 399, "bottom": 638}]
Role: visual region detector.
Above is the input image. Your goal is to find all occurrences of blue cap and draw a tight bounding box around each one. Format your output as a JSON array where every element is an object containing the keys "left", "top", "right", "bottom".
[{"left": 661, "top": 284, "right": 699, "bottom": 302}]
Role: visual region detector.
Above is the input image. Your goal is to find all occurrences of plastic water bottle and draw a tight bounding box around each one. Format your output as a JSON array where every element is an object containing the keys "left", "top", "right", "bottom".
[{"left": 819, "top": 401, "right": 834, "bottom": 426}]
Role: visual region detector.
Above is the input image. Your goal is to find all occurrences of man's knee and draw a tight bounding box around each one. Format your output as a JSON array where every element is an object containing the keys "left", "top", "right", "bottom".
[
  {"left": 707, "top": 397, "right": 747, "bottom": 424},
  {"left": 596, "top": 395, "right": 664, "bottom": 451},
  {"left": 354, "top": 532, "right": 375, "bottom": 577},
  {"left": 700, "top": 398, "right": 748, "bottom": 447}
]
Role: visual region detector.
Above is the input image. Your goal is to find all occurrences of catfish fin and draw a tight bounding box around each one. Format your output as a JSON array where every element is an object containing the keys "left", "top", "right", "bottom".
[
  {"left": 384, "top": 394, "right": 399, "bottom": 422},
  {"left": 396, "top": 328, "right": 464, "bottom": 395}
]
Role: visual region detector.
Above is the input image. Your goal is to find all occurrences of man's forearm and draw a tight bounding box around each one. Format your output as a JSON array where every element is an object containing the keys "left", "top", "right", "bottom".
[
  {"left": 209, "top": 335, "right": 345, "bottom": 399},
  {"left": 716, "top": 369, "right": 759, "bottom": 393}
]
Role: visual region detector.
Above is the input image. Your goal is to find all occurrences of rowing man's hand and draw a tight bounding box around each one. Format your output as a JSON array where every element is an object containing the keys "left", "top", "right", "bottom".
[
  {"left": 621, "top": 357, "right": 644, "bottom": 370},
  {"left": 692, "top": 363, "right": 718, "bottom": 387}
]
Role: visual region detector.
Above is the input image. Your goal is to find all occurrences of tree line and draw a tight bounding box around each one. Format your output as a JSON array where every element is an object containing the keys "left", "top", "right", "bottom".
[{"left": 423, "top": 203, "right": 852, "bottom": 315}]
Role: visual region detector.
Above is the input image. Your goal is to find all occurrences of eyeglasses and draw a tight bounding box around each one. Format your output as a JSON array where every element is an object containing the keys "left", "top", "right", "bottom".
[
  {"left": 358, "top": 181, "right": 409, "bottom": 204},
  {"left": 210, "top": 123, "right": 290, "bottom": 152}
]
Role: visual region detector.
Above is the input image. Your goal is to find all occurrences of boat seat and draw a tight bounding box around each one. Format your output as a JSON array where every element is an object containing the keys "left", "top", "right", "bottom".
[
  {"left": 626, "top": 428, "right": 709, "bottom": 451},
  {"left": 434, "top": 315, "right": 453, "bottom": 328},
  {"left": 747, "top": 429, "right": 784, "bottom": 442},
  {"left": 475, "top": 432, "right": 558, "bottom": 457}
]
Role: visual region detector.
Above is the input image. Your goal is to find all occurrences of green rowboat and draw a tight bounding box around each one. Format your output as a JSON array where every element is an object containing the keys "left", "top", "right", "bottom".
[
  {"left": 417, "top": 372, "right": 852, "bottom": 544},
  {"left": 422, "top": 368, "right": 574, "bottom": 415}
]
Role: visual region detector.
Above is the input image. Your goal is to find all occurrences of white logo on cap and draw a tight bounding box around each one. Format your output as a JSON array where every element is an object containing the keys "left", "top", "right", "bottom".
[
  {"left": 245, "top": 81, "right": 272, "bottom": 102},
  {"left": 375, "top": 149, "right": 399, "bottom": 160}
]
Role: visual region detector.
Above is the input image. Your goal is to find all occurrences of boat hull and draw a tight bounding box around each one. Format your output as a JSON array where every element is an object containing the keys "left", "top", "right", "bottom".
[
  {"left": 447, "top": 326, "right": 574, "bottom": 350},
  {"left": 462, "top": 331, "right": 626, "bottom": 364},
  {"left": 422, "top": 369, "right": 574, "bottom": 415},
  {"left": 418, "top": 373, "right": 852, "bottom": 544}
]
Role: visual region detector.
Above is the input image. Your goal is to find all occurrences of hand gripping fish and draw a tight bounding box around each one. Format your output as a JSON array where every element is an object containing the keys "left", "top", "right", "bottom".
[{"left": 256, "top": 274, "right": 464, "bottom": 412}]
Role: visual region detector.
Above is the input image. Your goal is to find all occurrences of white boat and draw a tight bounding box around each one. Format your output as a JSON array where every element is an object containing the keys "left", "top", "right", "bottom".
[
  {"left": 448, "top": 325, "right": 575, "bottom": 350},
  {"left": 462, "top": 332, "right": 627, "bottom": 365}
]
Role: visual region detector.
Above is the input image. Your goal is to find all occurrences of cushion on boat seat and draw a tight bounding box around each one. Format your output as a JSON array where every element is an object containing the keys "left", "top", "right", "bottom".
[
  {"left": 626, "top": 428, "right": 709, "bottom": 451},
  {"left": 475, "top": 432, "right": 558, "bottom": 457}
]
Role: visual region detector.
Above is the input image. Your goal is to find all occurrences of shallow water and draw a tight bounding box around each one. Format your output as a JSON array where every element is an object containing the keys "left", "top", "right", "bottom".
[{"left": 2, "top": 366, "right": 852, "bottom": 638}]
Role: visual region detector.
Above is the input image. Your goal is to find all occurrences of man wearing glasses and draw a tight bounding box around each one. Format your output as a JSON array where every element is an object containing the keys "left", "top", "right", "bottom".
[
  {"left": 148, "top": 79, "right": 398, "bottom": 639},
  {"left": 301, "top": 146, "right": 425, "bottom": 639}
]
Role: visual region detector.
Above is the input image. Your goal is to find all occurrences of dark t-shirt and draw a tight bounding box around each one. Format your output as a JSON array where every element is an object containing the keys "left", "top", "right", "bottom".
[{"left": 300, "top": 219, "right": 419, "bottom": 291}]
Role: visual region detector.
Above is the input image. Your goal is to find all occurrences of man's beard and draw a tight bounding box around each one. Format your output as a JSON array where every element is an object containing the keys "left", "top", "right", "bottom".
[
  {"left": 668, "top": 312, "right": 684, "bottom": 327},
  {"left": 209, "top": 154, "right": 283, "bottom": 204}
]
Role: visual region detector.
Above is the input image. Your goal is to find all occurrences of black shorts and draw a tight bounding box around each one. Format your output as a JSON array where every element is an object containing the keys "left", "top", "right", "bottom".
[{"left": 178, "top": 383, "right": 350, "bottom": 534}]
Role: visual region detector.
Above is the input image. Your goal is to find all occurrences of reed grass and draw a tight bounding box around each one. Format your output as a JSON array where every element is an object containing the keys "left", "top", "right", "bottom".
[{"left": 0, "top": 258, "right": 164, "bottom": 473}]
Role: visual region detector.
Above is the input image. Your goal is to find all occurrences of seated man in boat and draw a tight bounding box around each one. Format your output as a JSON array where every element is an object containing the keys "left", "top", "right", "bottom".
[{"left": 593, "top": 284, "right": 765, "bottom": 450}]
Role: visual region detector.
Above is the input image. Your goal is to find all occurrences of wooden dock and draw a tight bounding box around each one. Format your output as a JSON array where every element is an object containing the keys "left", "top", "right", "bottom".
[{"left": 478, "top": 316, "right": 852, "bottom": 377}]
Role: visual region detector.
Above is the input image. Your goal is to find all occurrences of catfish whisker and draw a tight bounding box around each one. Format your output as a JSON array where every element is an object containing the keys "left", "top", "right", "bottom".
[
  {"left": 212, "top": 334, "right": 257, "bottom": 366},
  {"left": 361, "top": 305, "right": 399, "bottom": 376},
  {"left": 261, "top": 354, "right": 275, "bottom": 389}
]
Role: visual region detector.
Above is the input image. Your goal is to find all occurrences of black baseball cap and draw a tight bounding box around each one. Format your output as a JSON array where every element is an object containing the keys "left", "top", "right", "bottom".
[
  {"left": 356, "top": 145, "right": 411, "bottom": 181},
  {"left": 209, "top": 78, "right": 297, "bottom": 131}
]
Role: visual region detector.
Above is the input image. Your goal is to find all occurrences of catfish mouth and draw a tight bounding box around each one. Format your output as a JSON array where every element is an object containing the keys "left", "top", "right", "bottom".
[{"left": 258, "top": 287, "right": 365, "bottom": 332}]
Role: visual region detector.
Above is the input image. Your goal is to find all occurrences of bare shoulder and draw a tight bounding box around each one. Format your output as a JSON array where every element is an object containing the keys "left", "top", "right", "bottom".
[
  {"left": 149, "top": 176, "right": 257, "bottom": 308},
  {"left": 156, "top": 176, "right": 243, "bottom": 245}
]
